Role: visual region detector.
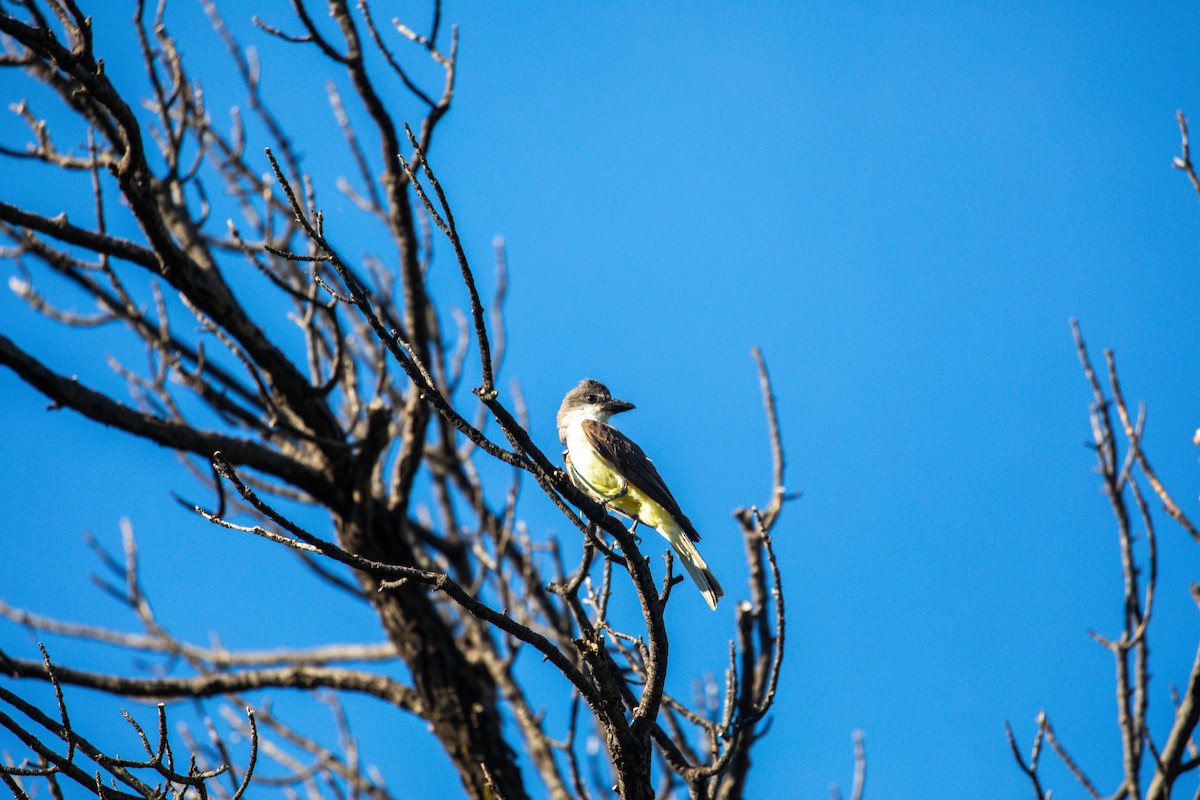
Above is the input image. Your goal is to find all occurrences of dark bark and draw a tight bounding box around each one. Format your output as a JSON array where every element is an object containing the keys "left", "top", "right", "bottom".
[
  {"left": 0, "top": 4, "right": 789, "bottom": 798},
  {"left": 337, "top": 507, "right": 526, "bottom": 800}
]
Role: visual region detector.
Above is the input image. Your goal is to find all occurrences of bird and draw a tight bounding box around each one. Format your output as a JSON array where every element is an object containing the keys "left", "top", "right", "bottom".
[{"left": 556, "top": 379, "right": 724, "bottom": 609}]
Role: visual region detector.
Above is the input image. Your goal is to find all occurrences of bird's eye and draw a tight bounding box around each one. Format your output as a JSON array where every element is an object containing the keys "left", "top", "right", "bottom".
[{"left": 585, "top": 394, "right": 598, "bottom": 403}]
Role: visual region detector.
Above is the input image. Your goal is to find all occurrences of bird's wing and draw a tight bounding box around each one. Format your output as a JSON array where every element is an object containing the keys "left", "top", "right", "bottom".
[{"left": 581, "top": 419, "right": 701, "bottom": 542}]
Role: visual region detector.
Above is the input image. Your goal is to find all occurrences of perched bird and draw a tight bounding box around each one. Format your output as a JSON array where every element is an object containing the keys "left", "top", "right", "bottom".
[{"left": 556, "top": 379, "right": 724, "bottom": 609}]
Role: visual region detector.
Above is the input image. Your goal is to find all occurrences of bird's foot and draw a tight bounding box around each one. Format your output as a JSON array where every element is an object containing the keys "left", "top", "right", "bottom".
[{"left": 599, "top": 481, "right": 628, "bottom": 512}]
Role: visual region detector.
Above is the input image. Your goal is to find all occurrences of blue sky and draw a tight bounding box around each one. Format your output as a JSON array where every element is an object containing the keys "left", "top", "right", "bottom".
[{"left": 3, "top": 2, "right": 1200, "bottom": 798}]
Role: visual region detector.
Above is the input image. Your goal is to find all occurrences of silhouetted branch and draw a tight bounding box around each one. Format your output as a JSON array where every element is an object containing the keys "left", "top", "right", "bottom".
[
  {"left": 0, "top": 3, "right": 793, "bottom": 798},
  {"left": 1015, "top": 321, "right": 1199, "bottom": 799},
  {"left": 1004, "top": 715, "right": 1048, "bottom": 800},
  {"left": 0, "top": 652, "right": 421, "bottom": 712},
  {"left": 0, "top": 650, "right": 258, "bottom": 800}
]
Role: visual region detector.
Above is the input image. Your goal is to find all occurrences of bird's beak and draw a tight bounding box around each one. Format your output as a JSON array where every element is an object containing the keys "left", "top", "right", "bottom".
[{"left": 605, "top": 398, "right": 635, "bottom": 415}]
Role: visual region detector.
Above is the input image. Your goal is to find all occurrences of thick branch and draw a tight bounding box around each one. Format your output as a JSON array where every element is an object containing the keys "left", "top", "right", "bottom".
[
  {"left": 1147, "top": 640, "right": 1200, "bottom": 800},
  {"left": 0, "top": 202, "right": 156, "bottom": 269},
  {"left": 0, "top": 333, "right": 332, "bottom": 503},
  {"left": 0, "top": 653, "right": 423, "bottom": 714}
]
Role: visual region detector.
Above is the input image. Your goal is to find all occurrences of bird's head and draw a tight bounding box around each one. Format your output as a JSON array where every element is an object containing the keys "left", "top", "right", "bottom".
[{"left": 556, "top": 379, "right": 634, "bottom": 441}]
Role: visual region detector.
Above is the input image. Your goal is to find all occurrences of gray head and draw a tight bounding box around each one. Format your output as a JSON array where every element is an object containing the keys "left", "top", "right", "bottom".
[{"left": 556, "top": 379, "right": 635, "bottom": 443}]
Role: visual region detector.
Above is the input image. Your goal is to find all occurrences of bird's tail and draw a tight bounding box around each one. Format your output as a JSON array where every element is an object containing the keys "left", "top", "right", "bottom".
[{"left": 663, "top": 524, "right": 724, "bottom": 610}]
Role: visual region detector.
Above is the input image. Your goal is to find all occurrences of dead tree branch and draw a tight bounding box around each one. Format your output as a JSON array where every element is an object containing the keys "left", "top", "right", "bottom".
[{"left": 0, "top": 3, "right": 794, "bottom": 798}]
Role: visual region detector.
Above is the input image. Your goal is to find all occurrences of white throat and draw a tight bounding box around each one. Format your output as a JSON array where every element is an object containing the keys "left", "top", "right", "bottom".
[{"left": 557, "top": 403, "right": 612, "bottom": 444}]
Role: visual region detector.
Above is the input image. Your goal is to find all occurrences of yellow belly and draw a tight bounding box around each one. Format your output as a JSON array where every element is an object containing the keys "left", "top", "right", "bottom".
[{"left": 567, "top": 437, "right": 673, "bottom": 531}]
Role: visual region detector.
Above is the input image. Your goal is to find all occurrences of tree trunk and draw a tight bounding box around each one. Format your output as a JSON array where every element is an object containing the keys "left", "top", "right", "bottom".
[{"left": 338, "top": 512, "right": 526, "bottom": 800}]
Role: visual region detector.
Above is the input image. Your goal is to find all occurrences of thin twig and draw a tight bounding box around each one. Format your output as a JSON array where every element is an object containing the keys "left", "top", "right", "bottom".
[{"left": 1174, "top": 111, "right": 1200, "bottom": 203}]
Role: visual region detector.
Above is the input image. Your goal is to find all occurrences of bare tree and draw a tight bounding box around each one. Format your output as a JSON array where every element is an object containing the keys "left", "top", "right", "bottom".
[
  {"left": 1005, "top": 118, "right": 1200, "bottom": 797},
  {"left": 0, "top": 2, "right": 789, "bottom": 799}
]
